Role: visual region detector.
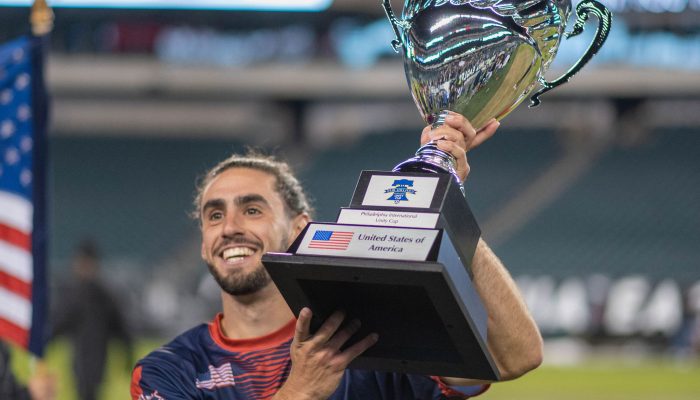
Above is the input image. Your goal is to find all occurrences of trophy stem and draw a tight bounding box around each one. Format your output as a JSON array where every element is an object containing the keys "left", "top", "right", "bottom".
[
  {"left": 394, "top": 110, "right": 465, "bottom": 195},
  {"left": 393, "top": 141, "right": 465, "bottom": 196}
]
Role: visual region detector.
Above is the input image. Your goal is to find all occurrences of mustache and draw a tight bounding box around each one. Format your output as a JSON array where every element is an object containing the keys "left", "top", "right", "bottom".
[{"left": 215, "top": 235, "right": 263, "bottom": 254}]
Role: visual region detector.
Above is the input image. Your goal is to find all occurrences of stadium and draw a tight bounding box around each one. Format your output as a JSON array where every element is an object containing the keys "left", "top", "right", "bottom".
[{"left": 1, "top": 0, "right": 699, "bottom": 399}]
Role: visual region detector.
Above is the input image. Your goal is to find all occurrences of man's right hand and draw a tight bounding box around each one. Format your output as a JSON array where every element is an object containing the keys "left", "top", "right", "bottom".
[{"left": 274, "top": 308, "right": 378, "bottom": 400}]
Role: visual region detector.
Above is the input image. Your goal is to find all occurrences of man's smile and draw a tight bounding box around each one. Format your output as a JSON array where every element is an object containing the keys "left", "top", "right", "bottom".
[{"left": 221, "top": 246, "right": 256, "bottom": 264}]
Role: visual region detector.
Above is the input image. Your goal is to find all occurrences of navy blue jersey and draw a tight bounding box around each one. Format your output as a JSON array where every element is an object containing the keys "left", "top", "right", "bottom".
[{"left": 132, "top": 314, "right": 489, "bottom": 400}]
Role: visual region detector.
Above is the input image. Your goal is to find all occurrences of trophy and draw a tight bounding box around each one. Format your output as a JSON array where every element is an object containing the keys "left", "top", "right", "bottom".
[
  {"left": 262, "top": 0, "right": 611, "bottom": 380},
  {"left": 385, "top": 0, "right": 612, "bottom": 186}
]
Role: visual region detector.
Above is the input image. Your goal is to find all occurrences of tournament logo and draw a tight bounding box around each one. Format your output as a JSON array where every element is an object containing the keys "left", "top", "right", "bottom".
[{"left": 384, "top": 179, "right": 416, "bottom": 204}]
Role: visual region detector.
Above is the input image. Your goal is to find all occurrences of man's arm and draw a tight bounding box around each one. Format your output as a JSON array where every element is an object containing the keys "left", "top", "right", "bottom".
[
  {"left": 423, "top": 113, "right": 543, "bottom": 385},
  {"left": 131, "top": 356, "right": 200, "bottom": 400},
  {"left": 443, "top": 239, "right": 543, "bottom": 386}
]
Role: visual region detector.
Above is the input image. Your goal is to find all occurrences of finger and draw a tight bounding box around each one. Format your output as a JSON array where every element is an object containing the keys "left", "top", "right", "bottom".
[
  {"left": 428, "top": 125, "right": 461, "bottom": 140},
  {"left": 311, "top": 310, "right": 346, "bottom": 344},
  {"left": 420, "top": 125, "right": 432, "bottom": 147},
  {"left": 436, "top": 139, "right": 466, "bottom": 166},
  {"left": 325, "top": 319, "right": 361, "bottom": 351},
  {"left": 337, "top": 333, "right": 379, "bottom": 364},
  {"left": 444, "top": 112, "right": 477, "bottom": 148},
  {"left": 463, "top": 153, "right": 471, "bottom": 182},
  {"left": 427, "top": 126, "right": 467, "bottom": 151},
  {"left": 470, "top": 118, "right": 500, "bottom": 150},
  {"left": 436, "top": 139, "right": 469, "bottom": 182},
  {"left": 293, "top": 307, "right": 313, "bottom": 344}
]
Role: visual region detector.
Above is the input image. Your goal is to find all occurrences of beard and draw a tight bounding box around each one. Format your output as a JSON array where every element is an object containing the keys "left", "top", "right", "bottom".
[
  {"left": 207, "top": 233, "right": 290, "bottom": 296},
  {"left": 207, "top": 261, "right": 271, "bottom": 296}
]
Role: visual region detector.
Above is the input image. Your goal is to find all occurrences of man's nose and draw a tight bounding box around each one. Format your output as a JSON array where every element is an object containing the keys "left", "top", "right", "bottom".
[{"left": 221, "top": 213, "right": 245, "bottom": 237}]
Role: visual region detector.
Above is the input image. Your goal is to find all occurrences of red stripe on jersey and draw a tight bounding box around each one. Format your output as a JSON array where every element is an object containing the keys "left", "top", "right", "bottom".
[
  {"left": 131, "top": 365, "right": 144, "bottom": 400},
  {"left": 0, "top": 269, "right": 31, "bottom": 299},
  {"left": 208, "top": 313, "right": 295, "bottom": 352},
  {"left": 0, "top": 317, "right": 28, "bottom": 348},
  {"left": 231, "top": 359, "right": 289, "bottom": 381}
]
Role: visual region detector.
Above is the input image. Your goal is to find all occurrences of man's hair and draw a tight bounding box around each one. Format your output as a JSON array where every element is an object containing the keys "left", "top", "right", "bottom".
[{"left": 192, "top": 151, "right": 313, "bottom": 221}]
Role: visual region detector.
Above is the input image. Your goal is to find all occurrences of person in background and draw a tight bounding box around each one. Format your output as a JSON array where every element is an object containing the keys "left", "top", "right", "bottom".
[
  {"left": 51, "top": 240, "right": 132, "bottom": 400},
  {"left": 132, "top": 113, "right": 543, "bottom": 399}
]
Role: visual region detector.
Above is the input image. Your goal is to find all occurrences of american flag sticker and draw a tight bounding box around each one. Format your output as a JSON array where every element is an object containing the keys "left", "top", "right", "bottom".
[
  {"left": 195, "top": 363, "right": 236, "bottom": 390},
  {"left": 308, "top": 230, "right": 353, "bottom": 250}
]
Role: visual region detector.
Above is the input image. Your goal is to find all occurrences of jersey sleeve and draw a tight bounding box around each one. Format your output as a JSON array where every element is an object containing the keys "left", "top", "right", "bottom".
[
  {"left": 131, "top": 355, "right": 199, "bottom": 400},
  {"left": 430, "top": 376, "right": 490, "bottom": 399}
]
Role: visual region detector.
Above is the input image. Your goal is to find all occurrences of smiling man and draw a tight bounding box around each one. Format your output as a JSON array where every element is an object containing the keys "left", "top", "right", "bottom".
[{"left": 131, "top": 114, "right": 543, "bottom": 400}]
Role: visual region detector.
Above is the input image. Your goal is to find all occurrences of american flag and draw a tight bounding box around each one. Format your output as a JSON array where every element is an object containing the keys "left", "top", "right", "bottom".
[
  {"left": 195, "top": 363, "right": 236, "bottom": 390},
  {"left": 308, "top": 230, "right": 353, "bottom": 250},
  {"left": 0, "top": 35, "right": 49, "bottom": 356}
]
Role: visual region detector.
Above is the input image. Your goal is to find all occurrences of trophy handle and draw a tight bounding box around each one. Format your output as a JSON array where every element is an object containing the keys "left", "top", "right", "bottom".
[
  {"left": 529, "top": 0, "right": 612, "bottom": 107},
  {"left": 382, "top": 0, "right": 409, "bottom": 52}
]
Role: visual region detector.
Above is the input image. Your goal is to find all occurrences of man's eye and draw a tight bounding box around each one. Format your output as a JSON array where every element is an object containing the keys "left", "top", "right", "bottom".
[
  {"left": 209, "top": 211, "right": 223, "bottom": 221},
  {"left": 245, "top": 208, "right": 261, "bottom": 215}
]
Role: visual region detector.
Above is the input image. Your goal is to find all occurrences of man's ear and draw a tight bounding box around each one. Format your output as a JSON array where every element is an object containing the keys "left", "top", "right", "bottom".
[
  {"left": 200, "top": 240, "right": 207, "bottom": 261},
  {"left": 291, "top": 212, "right": 310, "bottom": 238}
]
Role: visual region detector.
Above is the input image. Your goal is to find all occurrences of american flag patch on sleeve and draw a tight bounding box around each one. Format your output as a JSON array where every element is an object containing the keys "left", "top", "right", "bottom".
[{"left": 195, "top": 363, "right": 236, "bottom": 390}]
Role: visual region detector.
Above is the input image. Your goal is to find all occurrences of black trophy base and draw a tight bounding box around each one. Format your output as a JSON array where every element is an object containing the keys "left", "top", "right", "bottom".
[{"left": 262, "top": 252, "right": 499, "bottom": 381}]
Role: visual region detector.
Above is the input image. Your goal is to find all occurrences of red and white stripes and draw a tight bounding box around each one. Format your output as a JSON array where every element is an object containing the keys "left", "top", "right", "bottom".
[{"left": 0, "top": 190, "right": 33, "bottom": 347}]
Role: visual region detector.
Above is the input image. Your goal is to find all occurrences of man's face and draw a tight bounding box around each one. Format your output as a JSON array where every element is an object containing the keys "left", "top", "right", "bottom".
[{"left": 199, "top": 167, "right": 307, "bottom": 296}]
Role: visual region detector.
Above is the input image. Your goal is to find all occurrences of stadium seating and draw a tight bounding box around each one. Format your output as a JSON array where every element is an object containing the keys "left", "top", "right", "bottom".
[{"left": 498, "top": 128, "right": 700, "bottom": 281}]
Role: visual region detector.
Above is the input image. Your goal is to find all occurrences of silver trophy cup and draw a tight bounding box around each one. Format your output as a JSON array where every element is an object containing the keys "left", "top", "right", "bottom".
[{"left": 384, "top": 0, "right": 612, "bottom": 186}]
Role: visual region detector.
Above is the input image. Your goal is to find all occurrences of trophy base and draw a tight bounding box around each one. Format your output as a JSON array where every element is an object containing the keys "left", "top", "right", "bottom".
[
  {"left": 263, "top": 169, "right": 497, "bottom": 380},
  {"left": 262, "top": 252, "right": 500, "bottom": 380}
]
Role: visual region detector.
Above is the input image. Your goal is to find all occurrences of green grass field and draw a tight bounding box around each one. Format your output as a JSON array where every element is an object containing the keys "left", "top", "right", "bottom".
[{"left": 10, "top": 340, "right": 700, "bottom": 399}]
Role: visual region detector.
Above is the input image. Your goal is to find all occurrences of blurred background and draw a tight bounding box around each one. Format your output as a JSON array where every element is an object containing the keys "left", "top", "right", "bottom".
[{"left": 1, "top": 0, "right": 699, "bottom": 399}]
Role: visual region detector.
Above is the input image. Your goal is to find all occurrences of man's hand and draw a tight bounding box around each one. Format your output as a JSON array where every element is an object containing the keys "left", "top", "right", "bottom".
[
  {"left": 420, "top": 112, "right": 500, "bottom": 182},
  {"left": 27, "top": 366, "right": 56, "bottom": 400},
  {"left": 274, "top": 308, "right": 378, "bottom": 400}
]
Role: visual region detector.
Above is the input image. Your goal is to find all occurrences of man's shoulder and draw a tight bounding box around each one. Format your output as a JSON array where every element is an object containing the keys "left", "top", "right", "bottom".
[
  {"left": 132, "top": 323, "right": 216, "bottom": 399},
  {"left": 137, "top": 322, "right": 212, "bottom": 368}
]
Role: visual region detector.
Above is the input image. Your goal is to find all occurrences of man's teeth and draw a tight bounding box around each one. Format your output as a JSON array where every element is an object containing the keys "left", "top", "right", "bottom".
[{"left": 223, "top": 247, "right": 255, "bottom": 260}]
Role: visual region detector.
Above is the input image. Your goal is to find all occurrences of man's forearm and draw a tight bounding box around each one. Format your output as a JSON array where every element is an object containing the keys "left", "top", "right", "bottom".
[{"left": 471, "top": 238, "right": 543, "bottom": 380}]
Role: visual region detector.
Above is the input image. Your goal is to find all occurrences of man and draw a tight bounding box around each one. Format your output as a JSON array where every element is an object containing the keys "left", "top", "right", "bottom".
[
  {"left": 51, "top": 241, "right": 132, "bottom": 400},
  {"left": 132, "top": 114, "right": 543, "bottom": 399}
]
